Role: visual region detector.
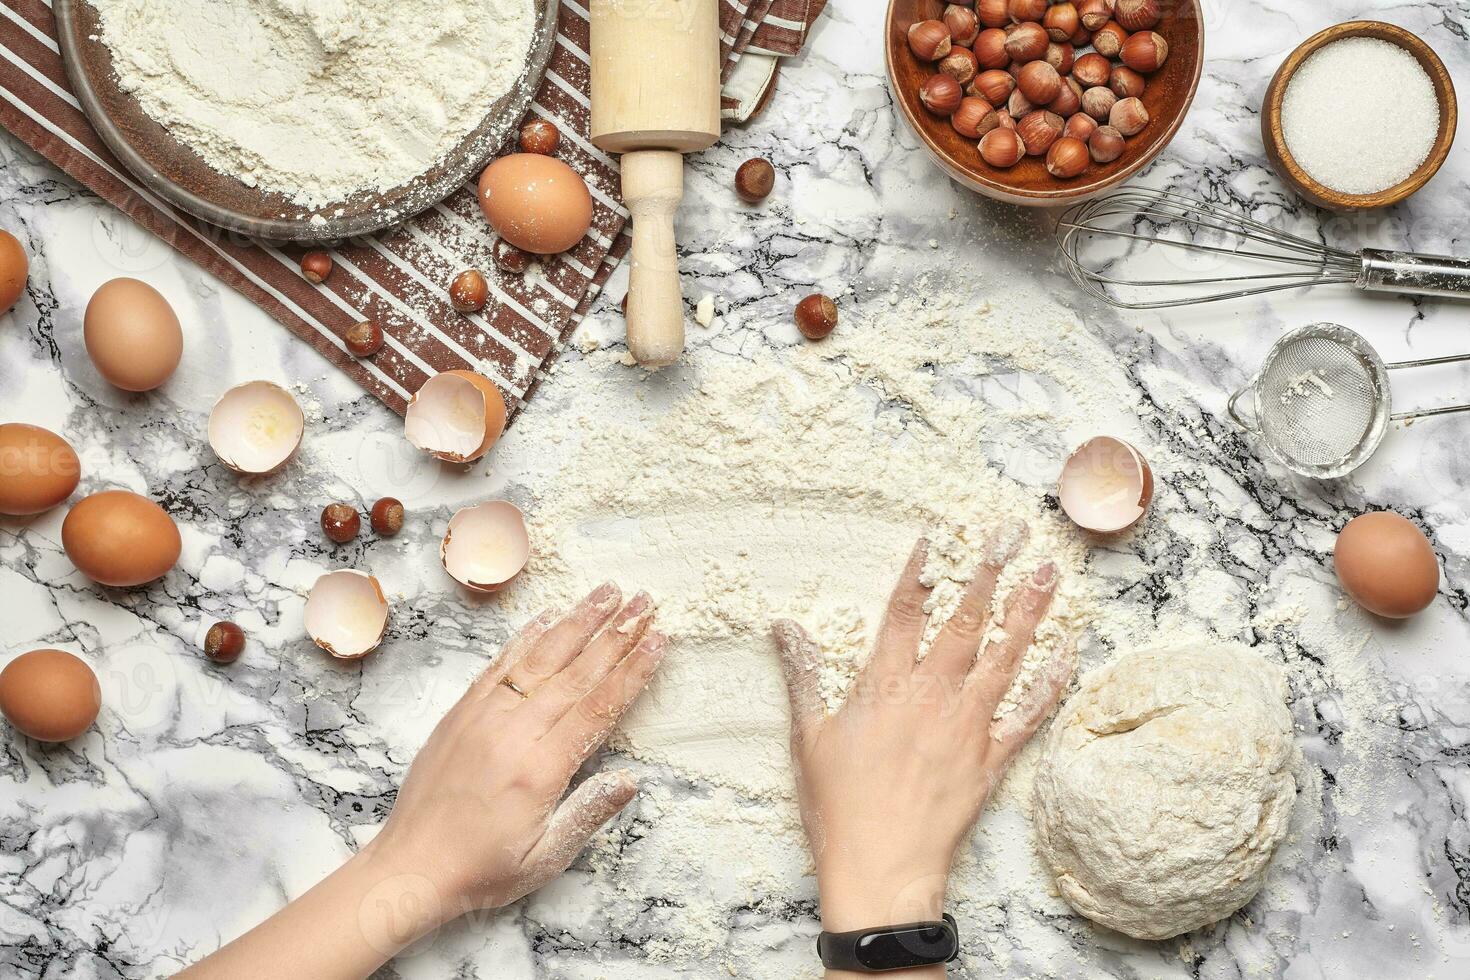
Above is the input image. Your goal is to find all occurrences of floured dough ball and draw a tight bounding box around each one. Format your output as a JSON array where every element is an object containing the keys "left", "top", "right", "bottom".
[{"left": 1033, "top": 645, "right": 1298, "bottom": 940}]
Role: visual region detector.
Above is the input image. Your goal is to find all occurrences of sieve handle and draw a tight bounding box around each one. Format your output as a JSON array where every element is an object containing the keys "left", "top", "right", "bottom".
[
  {"left": 1358, "top": 249, "right": 1470, "bottom": 300},
  {"left": 1227, "top": 382, "right": 1261, "bottom": 433}
]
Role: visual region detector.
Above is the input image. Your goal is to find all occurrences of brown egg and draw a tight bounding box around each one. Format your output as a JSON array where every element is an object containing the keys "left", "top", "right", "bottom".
[
  {"left": 1334, "top": 511, "right": 1439, "bottom": 619},
  {"left": 83, "top": 278, "right": 183, "bottom": 391},
  {"left": 0, "top": 229, "right": 27, "bottom": 311},
  {"left": 0, "top": 649, "right": 101, "bottom": 742},
  {"left": 0, "top": 423, "right": 80, "bottom": 515},
  {"left": 478, "top": 154, "right": 593, "bottom": 255},
  {"left": 62, "top": 490, "right": 181, "bottom": 587}
]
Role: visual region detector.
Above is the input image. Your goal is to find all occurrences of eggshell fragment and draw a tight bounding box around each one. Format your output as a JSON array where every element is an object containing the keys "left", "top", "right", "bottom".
[
  {"left": 83, "top": 278, "right": 183, "bottom": 391},
  {"left": 0, "top": 649, "right": 100, "bottom": 742},
  {"left": 404, "top": 371, "right": 507, "bottom": 463},
  {"left": 62, "top": 490, "right": 181, "bottom": 587},
  {"left": 208, "top": 381, "right": 305, "bottom": 475},
  {"left": 0, "top": 422, "right": 81, "bottom": 515},
  {"left": 304, "top": 570, "right": 389, "bottom": 660},
  {"left": 1058, "top": 436, "right": 1153, "bottom": 534},
  {"left": 1334, "top": 512, "right": 1439, "bottom": 619},
  {"left": 441, "top": 500, "right": 530, "bottom": 593}
]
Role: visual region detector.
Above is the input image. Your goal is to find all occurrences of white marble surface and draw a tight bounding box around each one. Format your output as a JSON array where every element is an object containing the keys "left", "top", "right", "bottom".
[{"left": 4, "top": 1, "right": 1470, "bottom": 978}]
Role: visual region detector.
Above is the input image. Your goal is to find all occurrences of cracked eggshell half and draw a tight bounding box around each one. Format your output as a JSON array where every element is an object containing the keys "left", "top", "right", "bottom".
[
  {"left": 441, "top": 500, "right": 529, "bottom": 593},
  {"left": 304, "top": 569, "right": 389, "bottom": 660},
  {"left": 208, "top": 381, "right": 305, "bottom": 475},
  {"left": 1058, "top": 436, "right": 1153, "bottom": 535},
  {"left": 404, "top": 371, "right": 507, "bottom": 463}
]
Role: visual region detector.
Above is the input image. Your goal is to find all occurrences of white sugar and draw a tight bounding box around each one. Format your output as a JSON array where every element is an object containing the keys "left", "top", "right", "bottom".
[{"left": 1281, "top": 36, "right": 1440, "bottom": 195}]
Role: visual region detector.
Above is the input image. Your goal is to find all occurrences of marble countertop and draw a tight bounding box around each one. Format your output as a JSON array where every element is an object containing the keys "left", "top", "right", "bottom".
[{"left": 4, "top": 1, "right": 1470, "bottom": 978}]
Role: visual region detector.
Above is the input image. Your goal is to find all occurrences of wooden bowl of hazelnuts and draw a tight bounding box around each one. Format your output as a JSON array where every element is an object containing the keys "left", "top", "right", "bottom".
[{"left": 886, "top": 0, "right": 1204, "bottom": 206}]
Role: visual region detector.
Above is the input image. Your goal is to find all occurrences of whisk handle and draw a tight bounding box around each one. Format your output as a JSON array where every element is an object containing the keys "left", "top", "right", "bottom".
[{"left": 1358, "top": 249, "right": 1470, "bottom": 300}]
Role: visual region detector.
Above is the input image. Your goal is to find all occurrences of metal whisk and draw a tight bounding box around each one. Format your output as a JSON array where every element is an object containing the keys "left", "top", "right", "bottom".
[
  {"left": 1229, "top": 323, "right": 1470, "bottom": 479},
  {"left": 1057, "top": 190, "right": 1470, "bottom": 310}
]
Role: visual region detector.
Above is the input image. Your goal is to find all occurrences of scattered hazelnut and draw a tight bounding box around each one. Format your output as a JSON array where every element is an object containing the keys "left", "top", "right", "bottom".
[
  {"left": 974, "top": 28, "right": 1011, "bottom": 69},
  {"left": 1063, "top": 112, "right": 1098, "bottom": 142},
  {"left": 1077, "top": 0, "right": 1113, "bottom": 32},
  {"left": 977, "top": 0, "right": 1010, "bottom": 28},
  {"left": 795, "top": 294, "right": 838, "bottom": 340},
  {"left": 979, "top": 127, "right": 1026, "bottom": 168},
  {"left": 1045, "top": 41, "right": 1075, "bottom": 76},
  {"left": 493, "top": 238, "right": 532, "bottom": 275},
  {"left": 735, "top": 157, "right": 776, "bottom": 202},
  {"left": 1109, "top": 65, "right": 1146, "bottom": 99},
  {"left": 344, "top": 319, "right": 384, "bottom": 358},
  {"left": 1081, "top": 85, "right": 1117, "bottom": 121},
  {"left": 1016, "top": 60, "right": 1062, "bottom": 105},
  {"left": 1120, "top": 31, "right": 1169, "bottom": 73},
  {"left": 1007, "top": 88, "right": 1035, "bottom": 119},
  {"left": 908, "top": 19, "right": 953, "bottom": 61},
  {"left": 1089, "top": 124, "right": 1126, "bottom": 162},
  {"left": 370, "top": 497, "right": 405, "bottom": 537},
  {"left": 1004, "top": 22, "right": 1048, "bottom": 62},
  {"left": 1092, "top": 20, "right": 1127, "bottom": 58},
  {"left": 1017, "top": 109, "right": 1063, "bottom": 156},
  {"left": 300, "top": 250, "right": 333, "bottom": 284},
  {"left": 449, "top": 269, "right": 489, "bottom": 313},
  {"left": 1045, "top": 136, "right": 1090, "bottom": 178},
  {"left": 204, "top": 621, "right": 245, "bottom": 664},
  {"left": 519, "top": 119, "right": 561, "bottom": 155},
  {"left": 1072, "top": 51, "right": 1111, "bottom": 88},
  {"left": 972, "top": 68, "right": 1016, "bottom": 105},
  {"left": 321, "top": 502, "right": 361, "bottom": 544},
  {"left": 939, "top": 46, "right": 980, "bottom": 86},
  {"left": 1049, "top": 76, "right": 1083, "bottom": 116},
  {"left": 1043, "top": 2, "right": 1079, "bottom": 42},
  {"left": 952, "top": 97, "right": 995, "bottom": 139},
  {"left": 1113, "top": 0, "right": 1160, "bottom": 32},
  {"left": 1007, "top": 0, "right": 1047, "bottom": 22},
  {"left": 1109, "top": 96, "right": 1150, "bottom": 136},
  {"left": 943, "top": 4, "right": 980, "bottom": 46},
  {"left": 920, "top": 74, "right": 964, "bottom": 116}
]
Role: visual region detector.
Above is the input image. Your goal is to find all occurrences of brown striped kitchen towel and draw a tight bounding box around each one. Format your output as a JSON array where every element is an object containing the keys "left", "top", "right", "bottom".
[{"left": 0, "top": 0, "right": 823, "bottom": 416}]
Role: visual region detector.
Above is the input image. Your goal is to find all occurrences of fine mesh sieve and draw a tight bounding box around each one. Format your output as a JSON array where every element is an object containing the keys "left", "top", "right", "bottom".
[{"left": 1228, "top": 323, "right": 1470, "bottom": 479}]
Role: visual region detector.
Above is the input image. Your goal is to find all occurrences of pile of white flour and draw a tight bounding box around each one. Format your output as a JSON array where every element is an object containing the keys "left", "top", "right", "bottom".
[{"left": 91, "top": 0, "right": 535, "bottom": 208}]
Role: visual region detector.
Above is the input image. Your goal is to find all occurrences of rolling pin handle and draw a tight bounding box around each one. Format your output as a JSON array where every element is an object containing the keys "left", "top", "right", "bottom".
[{"left": 621, "top": 150, "right": 687, "bottom": 367}]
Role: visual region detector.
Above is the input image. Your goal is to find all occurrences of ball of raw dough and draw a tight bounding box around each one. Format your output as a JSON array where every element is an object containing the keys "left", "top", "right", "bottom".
[{"left": 1032, "top": 645, "right": 1298, "bottom": 940}]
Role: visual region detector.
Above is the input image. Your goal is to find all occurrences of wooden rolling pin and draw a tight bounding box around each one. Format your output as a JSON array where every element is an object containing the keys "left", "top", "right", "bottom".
[{"left": 590, "top": 0, "right": 721, "bottom": 367}]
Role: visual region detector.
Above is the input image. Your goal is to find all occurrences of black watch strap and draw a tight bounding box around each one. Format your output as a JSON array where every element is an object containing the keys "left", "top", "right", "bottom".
[{"left": 817, "top": 913, "right": 959, "bottom": 972}]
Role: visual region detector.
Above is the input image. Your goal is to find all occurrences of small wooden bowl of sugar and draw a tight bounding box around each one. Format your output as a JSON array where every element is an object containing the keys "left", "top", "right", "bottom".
[{"left": 1262, "top": 21, "right": 1457, "bottom": 211}]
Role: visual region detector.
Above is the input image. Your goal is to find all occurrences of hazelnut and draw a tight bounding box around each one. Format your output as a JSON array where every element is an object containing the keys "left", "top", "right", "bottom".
[
  {"left": 1016, "top": 60, "right": 1061, "bottom": 105},
  {"left": 344, "top": 319, "right": 384, "bottom": 358},
  {"left": 976, "top": 0, "right": 1010, "bottom": 28},
  {"left": 1109, "top": 96, "right": 1150, "bottom": 136},
  {"left": 1072, "top": 52, "right": 1111, "bottom": 88},
  {"left": 795, "top": 294, "right": 838, "bottom": 340},
  {"left": 1089, "top": 124, "right": 1126, "bottom": 162},
  {"left": 939, "top": 46, "right": 980, "bottom": 86},
  {"left": 735, "top": 157, "right": 776, "bottom": 202},
  {"left": 493, "top": 238, "right": 532, "bottom": 274},
  {"left": 1092, "top": 20, "right": 1127, "bottom": 58},
  {"left": 1017, "top": 110, "right": 1063, "bottom": 155},
  {"left": 449, "top": 269, "right": 489, "bottom": 313},
  {"left": 1109, "top": 65, "right": 1146, "bottom": 99},
  {"left": 1044, "top": 41, "right": 1075, "bottom": 76},
  {"left": 519, "top": 119, "right": 560, "bottom": 155},
  {"left": 920, "top": 73, "right": 964, "bottom": 116},
  {"left": 1113, "top": 0, "right": 1160, "bottom": 32},
  {"left": 975, "top": 108, "right": 1009, "bottom": 137},
  {"left": 1081, "top": 85, "right": 1117, "bottom": 121},
  {"left": 1007, "top": 0, "right": 1047, "bottom": 22},
  {"left": 1070, "top": 23, "right": 1093, "bottom": 47},
  {"left": 1063, "top": 112, "right": 1098, "bottom": 142},
  {"left": 1049, "top": 76, "right": 1082, "bottom": 117},
  {"left": 370, "top": 497, "right": 405, "bottom": 537},
  {"left": 1046, "top": 136, "right": 1090, "bottom": 178},
  {"left": 1120, "top": 31, "right": 1169, "bottom": 73},
  {"left": 952, "top": 97, "right": 995, "bottom": 139},
  {"left": 1043, "top": 2, "right": 1079, "bottom": 42},
  {"left": 204, "top": 621, "right": 245, "bottom": 664},
  {"left": 1007, "top": 88, "right": 1035, "bottom": 119},
  {"left": 321, "top": 502, "right": 361, "bottom": 544},
  {"left": 943, "top": 4, "right": 980, "bottom": 46},
  {"left": 979, "top": 127, "right": 1026, "bottom": 167},
  {"left": 972, "top": 68, "right": 1016, "bottom": 105},
  {"left": 300, "top": 250, "right": 332, "bottom": 284},
  {"left": 908, "top": 19, "right": 953, "bottom": 61},
  {"left": 974, "top": 28, "right": 1011, "bottom": 69},
  {"left": 1077, "top": 0, "right": 1113, "bottom": 32},
  {"left": 1004, "top": 21, "right": 1048, "bottom": 62}
]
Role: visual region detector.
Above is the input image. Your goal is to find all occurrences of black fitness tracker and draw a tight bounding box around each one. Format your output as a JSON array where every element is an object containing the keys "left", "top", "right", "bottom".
[{"left": 817, "top": 914, "right": 960, "bottom": 972}]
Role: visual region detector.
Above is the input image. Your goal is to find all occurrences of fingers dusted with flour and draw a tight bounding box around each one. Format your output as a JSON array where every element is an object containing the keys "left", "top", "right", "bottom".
[
  {"left": 966, "top": 562, "right": 1059, "bottom": 717},
  {"left": 773, "top": 619, "right": 826, "bottom": 744},
  {"left": 524, "top": 770, "right": 640, "bottom": 885},
  {"left": 496, "top": 582, "right": 622, "bottom": 702},
  {"left": 990, "top": 639, "right": 1077, "bottom": 765},
  {"left": 525, "top": 592, "right": 656, "bottom": 730},
  {"left": 868, "top": 537, "right": 934, "bottom": 677},
  {"left": 545, "top": 629, "right": 669, "bottom": 761},
  {"left": 468, "top": 607, "right": 557, "bottom": 703}
]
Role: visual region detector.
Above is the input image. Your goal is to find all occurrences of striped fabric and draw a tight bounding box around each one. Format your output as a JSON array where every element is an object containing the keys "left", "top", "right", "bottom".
[{"left": 0, "top": 0, "right": 823, "bottom": 417}]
